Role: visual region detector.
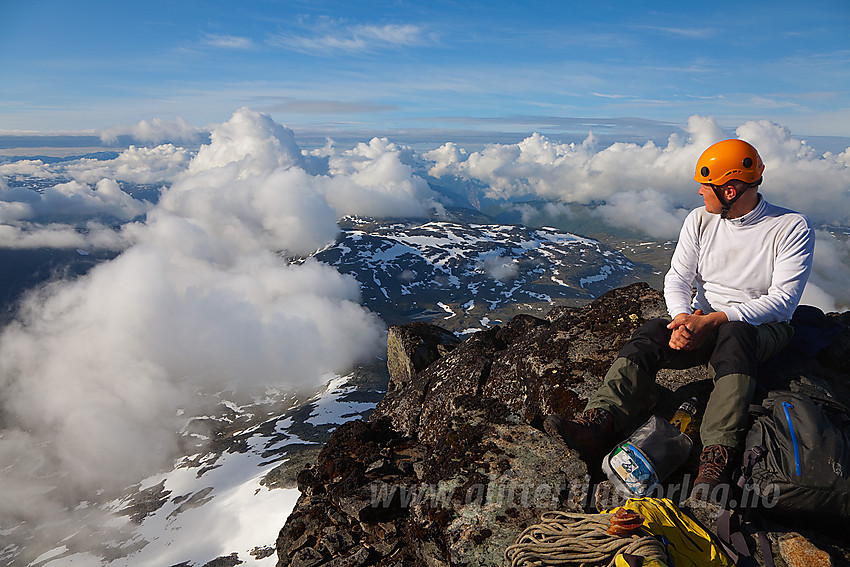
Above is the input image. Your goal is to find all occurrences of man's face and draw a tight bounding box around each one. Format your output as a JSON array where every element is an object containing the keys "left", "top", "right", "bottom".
[{"left": 699, "top": 183, "right": 724, "bottom": 214}]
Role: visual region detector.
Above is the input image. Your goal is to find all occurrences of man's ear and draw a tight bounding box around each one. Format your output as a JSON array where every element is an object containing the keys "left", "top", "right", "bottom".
[{"left": 722, "top": 183, "right": 738, "bottom": 200}]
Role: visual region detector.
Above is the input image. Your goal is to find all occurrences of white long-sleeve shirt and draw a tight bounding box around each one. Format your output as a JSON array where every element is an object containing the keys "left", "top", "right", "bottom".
[{"left": 664, "top": 196, "right": 814, "bottom": 325}]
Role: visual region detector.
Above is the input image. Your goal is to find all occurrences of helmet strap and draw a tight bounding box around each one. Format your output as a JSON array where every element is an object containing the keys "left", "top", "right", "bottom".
[
  {"left": 709, "top": 184, "right": 731, "bottom": 219},
  {"left": 711, "top": 178, "right": 760, "bottom": 219}
]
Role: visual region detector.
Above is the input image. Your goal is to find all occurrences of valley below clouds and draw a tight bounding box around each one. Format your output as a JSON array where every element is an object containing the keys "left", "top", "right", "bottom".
[{"left": 1, "top": 108, "right": 849, "bottom": 565}]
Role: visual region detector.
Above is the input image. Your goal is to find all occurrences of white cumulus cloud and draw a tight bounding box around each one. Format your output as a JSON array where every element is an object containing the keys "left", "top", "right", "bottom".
[
  {"left": 100, "top": 116, "right": 207, "bottom": 145},
  {"left": 594, "top": 189, "right": 689, "bottom": 239},
  {"left": 322, "top": 137, "right": 443, "bottom": 219},
  {"left": 1, "top": 178, "right": 150, "bottom": 223},
  {"left": 0, "top": 109, "right": 398, "bottom": 554},
  {"left": 803, "top": 230, "right": 850, "bottom": 313},
  {"left": 0, "top": 107, "right": 465, "bottom": 530},
  {"left": 425, "top": 115, "right": 850, "bottom": 236},
  {"left": 67, "top": 144, "right": 194, "bottom": 184}
]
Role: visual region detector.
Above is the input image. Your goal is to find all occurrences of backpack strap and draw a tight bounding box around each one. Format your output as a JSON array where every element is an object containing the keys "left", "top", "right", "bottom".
[
  {"left": 716, "top": 447, "right": 776, "bottom": 567},
  {"left": 717, "top": 509, "right": 753, "bottom": 566},
  {"left": 717, "top": 509, "right": 775, "bottom": 567},
  {"left": 739, "top": 445, "right": 767, "bottom": 486},
  {"left": 754, "top": 517, "right": 776, "bottom": 567},
  {"left": 748, "top": 404, "right": 770, "bottom": 417}
]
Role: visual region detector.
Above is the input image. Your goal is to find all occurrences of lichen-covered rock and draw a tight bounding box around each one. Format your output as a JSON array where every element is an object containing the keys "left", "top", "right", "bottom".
[
  {"left": 386, "top": 322, "right": 461, "bottom": 391},
  {"left": 437, "top": 399, "right": 589, "bottom": 566},
  {"left": 276, "top": 283, "right": 850, "bottom": 567},
  {"left": 276, "top": 397, "right": 589, "bottom": 567},
  {"left": 779, "top": 533, "right": 833, "bottom": 567},
  {"left": 374, "top": 283, "right": 667, "bottom": 446}
]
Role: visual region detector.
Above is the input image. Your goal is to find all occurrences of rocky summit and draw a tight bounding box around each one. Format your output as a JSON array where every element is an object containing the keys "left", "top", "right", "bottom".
[{"left": 277, "top": 283, "right": 850, "bottom": 567}]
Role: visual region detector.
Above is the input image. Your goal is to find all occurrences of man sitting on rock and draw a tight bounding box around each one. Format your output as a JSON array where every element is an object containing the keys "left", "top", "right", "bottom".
[{"left": 545, "top": 138, "right": 815, "bottom": 501}]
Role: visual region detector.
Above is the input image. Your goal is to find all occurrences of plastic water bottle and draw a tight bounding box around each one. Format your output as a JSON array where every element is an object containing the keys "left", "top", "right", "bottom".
[
  {"left": 602, "top": 415, "right": 693, "bottom": 497},
  {"left": 670, "top": 397, "right": 698, "bottom": 437}
]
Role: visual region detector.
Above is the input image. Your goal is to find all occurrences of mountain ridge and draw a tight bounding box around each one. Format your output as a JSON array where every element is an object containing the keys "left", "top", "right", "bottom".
[{"left": 313, "top": 216, "right": 651, "bottom": 330}]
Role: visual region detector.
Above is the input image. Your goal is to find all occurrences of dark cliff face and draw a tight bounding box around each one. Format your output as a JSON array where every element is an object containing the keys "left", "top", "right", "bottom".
[{"left": 276, "top": 283, "right": 850, "bottom": 567}]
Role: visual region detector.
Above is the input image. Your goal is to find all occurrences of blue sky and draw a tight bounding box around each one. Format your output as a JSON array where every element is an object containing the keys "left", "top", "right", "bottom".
[{"left": 1, "top": 0, "right": 849, "bottom": 142}]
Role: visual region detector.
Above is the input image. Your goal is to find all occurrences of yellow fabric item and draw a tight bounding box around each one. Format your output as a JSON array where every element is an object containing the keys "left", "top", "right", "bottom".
[
  {"left": 607, "top": 498, "right": 734, "bottom": 567},
  {"left": 614, "top": 553, "right": 669, "bottom": 567}
]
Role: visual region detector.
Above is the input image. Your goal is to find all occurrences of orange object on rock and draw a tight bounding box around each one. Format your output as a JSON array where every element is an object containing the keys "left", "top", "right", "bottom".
[{"left": 607, "top": 507, "right": 645, "bottom": 536}]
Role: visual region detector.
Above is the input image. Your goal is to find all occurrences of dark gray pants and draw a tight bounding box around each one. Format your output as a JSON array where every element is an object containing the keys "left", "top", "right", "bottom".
[{"left": 587, "top": 318, "right": 793, "bottom": 448}]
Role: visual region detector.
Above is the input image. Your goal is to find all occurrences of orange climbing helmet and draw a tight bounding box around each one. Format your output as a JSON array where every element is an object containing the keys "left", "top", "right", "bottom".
[{"left": 694, "top": 139, "right": 765, "bottom": 186}]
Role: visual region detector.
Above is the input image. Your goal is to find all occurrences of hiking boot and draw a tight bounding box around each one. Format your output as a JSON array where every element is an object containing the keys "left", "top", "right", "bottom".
[
  {"left": 543, "top": 408, "right": 616, "bottom": 461},
  {"left": 691, "top": 444, "right": 740, "bottom": 504}
]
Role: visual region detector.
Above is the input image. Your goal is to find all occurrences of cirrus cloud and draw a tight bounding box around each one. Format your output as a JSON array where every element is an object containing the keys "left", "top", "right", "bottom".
[{"left": 275, "top": 21, "right": 429, "bottom": 53}]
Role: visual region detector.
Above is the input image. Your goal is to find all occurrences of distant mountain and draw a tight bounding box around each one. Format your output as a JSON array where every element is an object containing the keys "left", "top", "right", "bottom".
[
  {"left": 0, "top": 248, "right": 120, "bottom": 325},
  {"left": 313, "top": 216, "right": 650, "bottom": 329}
]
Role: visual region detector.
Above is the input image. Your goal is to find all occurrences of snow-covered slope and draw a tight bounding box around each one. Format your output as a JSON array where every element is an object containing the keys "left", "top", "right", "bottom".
[
  {"left": 10, "top": 367, "right": 388, "bottom": 567},
  {"left": 314, "top": 217, "right": 645, "bottom": 328}
]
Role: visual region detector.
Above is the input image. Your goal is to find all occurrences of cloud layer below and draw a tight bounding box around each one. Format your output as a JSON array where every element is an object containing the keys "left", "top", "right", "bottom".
[
  {"left": 0, "top": 109, "right": 414, "bottom": 552},
  {"left": 422, "top": 116, "right": 850, "bottom": 313},
  {"left": 0, "top": 108, "right": 848, "bottom": 558}
]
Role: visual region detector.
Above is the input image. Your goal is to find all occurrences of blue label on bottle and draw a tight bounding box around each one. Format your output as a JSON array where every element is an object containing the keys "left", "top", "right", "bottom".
[{"left": 608, "top": 442, "right": 659, "bottom": 496}]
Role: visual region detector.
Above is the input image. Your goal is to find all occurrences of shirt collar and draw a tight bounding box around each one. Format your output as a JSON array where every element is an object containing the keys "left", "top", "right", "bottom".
[{"left": 727, "top": 194, "right": 765, "bottom": 226}]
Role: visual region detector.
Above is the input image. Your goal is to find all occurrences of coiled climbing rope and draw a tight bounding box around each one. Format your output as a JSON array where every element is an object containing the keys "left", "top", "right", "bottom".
[{"left": 504, "top": 510, "right": 667, "bottom": 567}]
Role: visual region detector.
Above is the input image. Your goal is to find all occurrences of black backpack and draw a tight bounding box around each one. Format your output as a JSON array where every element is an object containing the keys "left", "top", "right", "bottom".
[{"left": 741, "top": 377, "right": 850, "bottom": 522}]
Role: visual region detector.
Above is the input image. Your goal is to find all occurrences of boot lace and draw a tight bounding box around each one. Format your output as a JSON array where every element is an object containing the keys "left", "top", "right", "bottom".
[
  {"left": 577, "top": 408, "right": 612, "bottom": 428},
  {"left": 698, "top": 444, "right": 731, "bottom": 481}
]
